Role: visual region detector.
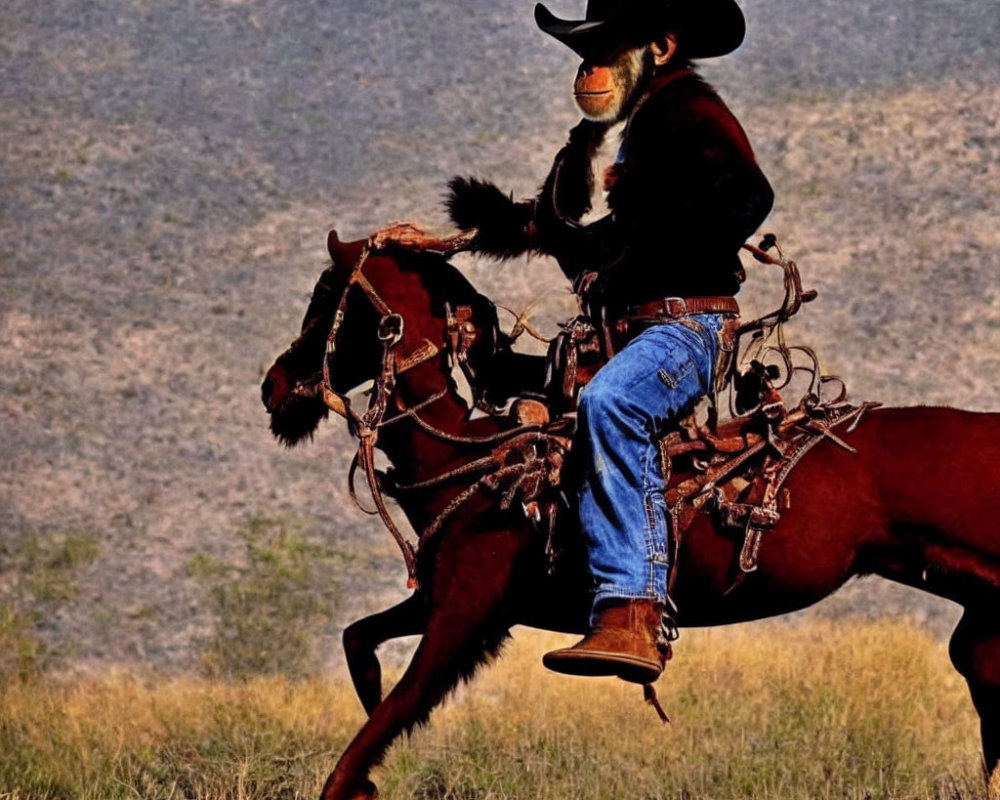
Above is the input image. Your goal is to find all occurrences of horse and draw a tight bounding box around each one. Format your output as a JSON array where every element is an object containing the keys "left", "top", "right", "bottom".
[{"left": 262, "top": 230, "right": 1000, "bottom": 800}]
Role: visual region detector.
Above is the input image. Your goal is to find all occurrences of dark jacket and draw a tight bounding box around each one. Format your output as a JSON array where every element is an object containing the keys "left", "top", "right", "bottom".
[{"left": 534, "top": 67, "right": 774, "bottom": 307}]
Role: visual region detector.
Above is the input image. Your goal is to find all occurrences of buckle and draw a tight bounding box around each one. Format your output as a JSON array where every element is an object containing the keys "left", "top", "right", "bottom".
[{"left": 662, "top": 297, "right": 687, "bottom": 318}]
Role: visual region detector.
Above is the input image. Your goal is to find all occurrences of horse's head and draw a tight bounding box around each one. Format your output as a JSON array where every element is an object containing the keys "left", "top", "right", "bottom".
[
  {"left": 262, "top": 232, "right": 368, "bottom": 445},
  {"left": 262, "top": 229, "right": 499, "bottom": 446}
]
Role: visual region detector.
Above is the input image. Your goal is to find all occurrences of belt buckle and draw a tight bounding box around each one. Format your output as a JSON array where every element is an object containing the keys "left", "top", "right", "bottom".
[{"left": 663, "top": 297, "right": 687, "bottom": 318}]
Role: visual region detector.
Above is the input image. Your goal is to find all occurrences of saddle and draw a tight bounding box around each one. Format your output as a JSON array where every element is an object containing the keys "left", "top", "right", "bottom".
[{"left": 422, "top": 235, "right": 875, "bottom": 593}]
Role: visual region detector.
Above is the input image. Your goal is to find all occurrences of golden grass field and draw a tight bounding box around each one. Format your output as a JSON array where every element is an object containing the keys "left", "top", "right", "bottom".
[
  {"left": 2, "top": 619, "right": 993, "bottom": 800},
  {"left": 2, "top": 4, "right": 997, "bottom": 800}
]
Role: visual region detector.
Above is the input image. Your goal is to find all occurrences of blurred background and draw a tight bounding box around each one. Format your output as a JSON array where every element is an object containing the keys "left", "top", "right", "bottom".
[{"left": 1, "top": 0, "right": 998, "bottom": 678}]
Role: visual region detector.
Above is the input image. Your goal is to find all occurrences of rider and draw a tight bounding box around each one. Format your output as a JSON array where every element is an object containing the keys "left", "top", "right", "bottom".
[{"left": 526, "top": 0, "right": 775, "bottom": 684}]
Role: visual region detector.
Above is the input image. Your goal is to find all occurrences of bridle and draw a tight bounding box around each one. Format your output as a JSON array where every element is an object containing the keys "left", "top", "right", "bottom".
[
  {"left": 319, "top": 240, "right": 442, "bottom": 584},
  {"left": 318, "top": 238, "right": 548, "bottom": 588}
]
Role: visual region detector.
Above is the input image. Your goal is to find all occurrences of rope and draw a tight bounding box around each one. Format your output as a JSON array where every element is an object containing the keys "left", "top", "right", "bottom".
[
  {"left": 419, "top": 459, "right": 547, "bottom": 543},
  {"left": 724, "top": 237, "right": 827, "bottom": 419}
]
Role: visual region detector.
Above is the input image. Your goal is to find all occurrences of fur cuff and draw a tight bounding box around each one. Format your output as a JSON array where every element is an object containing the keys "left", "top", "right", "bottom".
[{"left": 445, "top": 177, "right": 538, "bottom": 259}]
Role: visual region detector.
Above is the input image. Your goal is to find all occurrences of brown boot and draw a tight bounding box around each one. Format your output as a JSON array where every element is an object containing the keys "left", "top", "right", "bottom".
[{"left": 543, "top": 600, "right": 668, "bottom": 684}]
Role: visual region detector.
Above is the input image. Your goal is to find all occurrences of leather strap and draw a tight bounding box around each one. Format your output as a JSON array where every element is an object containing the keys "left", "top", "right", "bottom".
[{"left": 627, "top": 296, "right": 740, "bottom": 320}]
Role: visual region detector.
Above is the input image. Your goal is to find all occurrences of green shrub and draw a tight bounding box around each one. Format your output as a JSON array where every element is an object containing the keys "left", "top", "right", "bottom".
[
  {"left": 16, "top": 531, "right": 101, "bottom": 604},
  {"left": 0, "top": 531, "right": 101, "bottom": 685},
  {"left": 190, "top": 516, "right": 346, "bottom": 680}
]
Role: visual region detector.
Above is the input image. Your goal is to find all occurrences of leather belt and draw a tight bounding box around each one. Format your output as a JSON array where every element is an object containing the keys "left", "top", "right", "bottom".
[{"left": 627, "top": 295, "right": 740, "bottom": 320}]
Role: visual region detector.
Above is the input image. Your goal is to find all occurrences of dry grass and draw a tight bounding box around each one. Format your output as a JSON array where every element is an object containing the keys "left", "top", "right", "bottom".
[{"left": 0, "top": 619, "right": 988, "bottom": 800}]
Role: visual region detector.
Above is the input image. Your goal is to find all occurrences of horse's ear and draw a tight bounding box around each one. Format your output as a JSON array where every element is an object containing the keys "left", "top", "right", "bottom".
[
  {"left": 327, "top": 228, "right": 358, "bottom": 266},
  {"left": 327, "top": 229, "right": 344, "bottom": 263},
  {"left": 327, "top": 229, "right": 368, "bottom": 272}
]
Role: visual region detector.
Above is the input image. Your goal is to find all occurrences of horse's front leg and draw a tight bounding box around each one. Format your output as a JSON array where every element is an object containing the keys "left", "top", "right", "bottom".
[
  {"left": 343, "top": 593, "right": 429, "bottom": 716},
  {"left": 320, "top": 527, "right": 521, "bottom": 800}
]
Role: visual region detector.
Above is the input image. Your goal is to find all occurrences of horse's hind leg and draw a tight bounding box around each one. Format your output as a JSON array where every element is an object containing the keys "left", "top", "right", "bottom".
[
  {"left": 343, "top": 594, "right": 428, "bottom": 716},
  {"left": 949, "top": 607, "right": 1000, "bottom": 783},
  {"left": 320, "top": 531, "right": 519, "bottom": 800}
]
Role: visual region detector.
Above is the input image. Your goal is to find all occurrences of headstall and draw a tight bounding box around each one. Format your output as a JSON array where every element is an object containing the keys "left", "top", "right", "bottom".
[
  {"left": 318, "top": 239, "right": 547, "bottom": 588},
  {"left": 320, "top": 240, "right": 434, "bottom": 585}
]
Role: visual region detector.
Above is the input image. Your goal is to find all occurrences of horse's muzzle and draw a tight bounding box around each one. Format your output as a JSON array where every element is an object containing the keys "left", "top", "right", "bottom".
[{"left": 261, "top": 365, "right": 290, "bottom": 413}]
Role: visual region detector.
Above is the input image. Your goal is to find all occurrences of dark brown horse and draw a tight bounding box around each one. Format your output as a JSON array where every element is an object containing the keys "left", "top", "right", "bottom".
[{"left": 262, "top": 231, "right": 1000, "bottom": 800}]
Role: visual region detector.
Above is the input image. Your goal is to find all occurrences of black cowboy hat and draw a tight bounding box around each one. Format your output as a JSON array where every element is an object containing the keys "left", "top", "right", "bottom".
[{"left": 534, "top": 0, "right": 746, "bottom": 62}]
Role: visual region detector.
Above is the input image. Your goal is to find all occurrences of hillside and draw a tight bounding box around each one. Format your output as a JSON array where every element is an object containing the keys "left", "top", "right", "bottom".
[{"left": 1, "top": 0, "right": 998, "bottom": 673}]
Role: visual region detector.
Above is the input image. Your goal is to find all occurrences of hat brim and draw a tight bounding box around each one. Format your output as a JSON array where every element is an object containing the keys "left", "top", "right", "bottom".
[
  {"left": 534, "top": 1, "right": 746, "bottom": 61},
  {"left": 534, "top": 5, "right": 626, "bottom": 60}
]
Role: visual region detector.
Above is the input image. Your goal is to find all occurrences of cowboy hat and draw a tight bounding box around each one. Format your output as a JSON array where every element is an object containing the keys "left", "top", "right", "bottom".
[{"left": 534, "top": 0, "right": 746, "bottom": 61}]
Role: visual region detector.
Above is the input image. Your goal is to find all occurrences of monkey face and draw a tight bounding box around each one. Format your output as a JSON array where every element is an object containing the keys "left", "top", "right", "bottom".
[{"left": 573, "top": 46, "right": 646, "bottom": 122}]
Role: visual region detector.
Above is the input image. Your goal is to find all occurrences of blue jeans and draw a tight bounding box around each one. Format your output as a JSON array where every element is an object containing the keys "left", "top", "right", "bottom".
[{"left": 576, "top": 314, "right": 725, "bottom": 624}]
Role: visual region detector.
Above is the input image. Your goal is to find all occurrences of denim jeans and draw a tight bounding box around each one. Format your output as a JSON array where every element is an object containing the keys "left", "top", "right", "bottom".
[{"left": 576, "top": 313, "right": 725, "bottom": 624}]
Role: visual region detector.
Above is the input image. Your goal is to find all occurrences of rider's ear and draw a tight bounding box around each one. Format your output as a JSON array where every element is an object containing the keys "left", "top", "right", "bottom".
[{"left": 651, "top": 33, "right": 678, "bottom": 67}]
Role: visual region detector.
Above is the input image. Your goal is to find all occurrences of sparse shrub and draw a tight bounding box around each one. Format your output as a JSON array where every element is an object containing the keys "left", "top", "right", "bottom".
[
  {"left": 16, "top": 530, "right": 100, "bottom": 605},
  {"left": 0, "top": 531, "right": 100, "bottom": 685},
  {"left": 0, "top": 600, "right": 44, "bottom": 687},
  {"left": 190, "top": 516, "right": 346, "bottom": 680}
]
